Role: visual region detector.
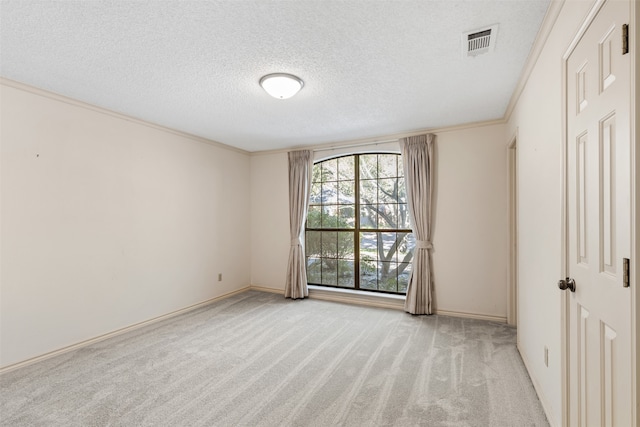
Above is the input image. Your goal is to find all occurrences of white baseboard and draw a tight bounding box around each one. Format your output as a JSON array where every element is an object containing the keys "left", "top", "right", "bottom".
[
  {"left": 249, "top": 285, "right": 284, "bottom": 295},
  {"left": 434, "top": 309, "right": 507, "bottom": 323},
  {"left": 517, "top": 343, "right": 557, "bottom": 427},
  {"left": 0, "top": 286, "right": 251, "bottom": 374}
]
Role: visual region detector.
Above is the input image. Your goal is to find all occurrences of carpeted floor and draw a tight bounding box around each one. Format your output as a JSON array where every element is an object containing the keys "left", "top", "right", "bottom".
[{"left": 0, "top": 290, "right": 548, "bottom": 426}]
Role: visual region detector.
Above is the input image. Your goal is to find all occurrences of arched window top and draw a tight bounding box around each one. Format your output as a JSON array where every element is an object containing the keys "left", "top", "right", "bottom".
[{"left": 306, "top": 153, "right": 414, "bottom": 294}]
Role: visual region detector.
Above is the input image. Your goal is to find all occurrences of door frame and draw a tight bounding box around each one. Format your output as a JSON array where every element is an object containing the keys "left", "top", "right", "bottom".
[
  {"left": 633, "top": 0, "right": 639, "bottom": 422},
  {"left": 560, "top": 0, "right": 638, "bottom": 425},
  {"left": 507, "top": 132, "right": 518, "bottom": 327}
]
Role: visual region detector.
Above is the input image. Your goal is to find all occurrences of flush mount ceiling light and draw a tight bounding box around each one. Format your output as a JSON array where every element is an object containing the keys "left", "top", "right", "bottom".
[{"left": 259, "top": 73, "right": 304, "bottom": 99}]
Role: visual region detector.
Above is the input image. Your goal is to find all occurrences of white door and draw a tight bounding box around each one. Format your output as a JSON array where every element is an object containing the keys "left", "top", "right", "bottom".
[{"left": 565, "top": 0, "right": 632, "bottom": 426}]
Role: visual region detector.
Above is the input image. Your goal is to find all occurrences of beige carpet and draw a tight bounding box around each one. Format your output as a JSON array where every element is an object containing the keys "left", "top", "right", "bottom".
[{"left": 0, "top": 290, "right": 548, "bottom": 426}]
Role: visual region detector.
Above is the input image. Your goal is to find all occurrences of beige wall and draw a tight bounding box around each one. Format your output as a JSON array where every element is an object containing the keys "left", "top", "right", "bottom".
[
  {"left": 433, "top": 124, "right": 508, "bottom": 318},
  {"left": 506, "top": 1, "right": 596, "bottom": 425},
  {"left": 250, "top": 124, "right": 510, "bottom": 321},
  {"left": 250, "top": 152, "right": 290, "bottom": 291},
  {"left": 0, "top": 82, "right": 251, "bottom": 368}
]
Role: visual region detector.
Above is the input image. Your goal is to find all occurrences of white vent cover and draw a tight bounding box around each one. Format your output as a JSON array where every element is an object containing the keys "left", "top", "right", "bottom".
[{"left": 462, "top": 24, "right": 499, "bottom": 57}]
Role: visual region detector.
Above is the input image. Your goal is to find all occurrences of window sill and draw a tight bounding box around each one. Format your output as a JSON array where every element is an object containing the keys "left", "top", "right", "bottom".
[{"left": 307, "top": 285, "right": 405, "bottom": 311}]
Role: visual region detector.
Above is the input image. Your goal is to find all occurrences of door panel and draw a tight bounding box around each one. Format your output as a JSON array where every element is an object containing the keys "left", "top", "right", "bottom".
[{"left": 566, "top": 0, "right": 631, "bottom": 425}]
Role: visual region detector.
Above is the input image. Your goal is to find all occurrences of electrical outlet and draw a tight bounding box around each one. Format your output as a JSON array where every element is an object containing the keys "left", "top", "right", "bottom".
[
  {"left": 544, "top": 346, "right": 549, "bottom": 367},
  {"left": 218, "top": 273, "right": 222, "bottom": 282}
]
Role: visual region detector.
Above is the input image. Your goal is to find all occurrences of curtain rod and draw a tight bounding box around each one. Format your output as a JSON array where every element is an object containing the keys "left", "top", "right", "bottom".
[{"left": 313, "top": 138, "right": 399, "bottom": 153}]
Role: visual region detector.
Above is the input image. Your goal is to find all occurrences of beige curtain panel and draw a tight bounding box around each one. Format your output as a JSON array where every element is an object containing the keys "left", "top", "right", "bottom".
[
  {"left": 285, "top": 150, "right": 313, "bottom": 299},
  {"left": 400, "top": 134, "right": 435, "bottom": 315}
]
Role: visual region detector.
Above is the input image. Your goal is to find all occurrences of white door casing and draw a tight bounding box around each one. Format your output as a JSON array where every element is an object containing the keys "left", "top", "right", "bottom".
[
  {"left": 508, "top": 135, "right": 518, "bottom": 327},
  {"left": 564, "top": 0, "right": 632, "bottom": 426}
]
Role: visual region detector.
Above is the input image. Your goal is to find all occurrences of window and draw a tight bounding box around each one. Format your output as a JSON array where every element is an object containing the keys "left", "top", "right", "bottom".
[{"left": 305, "top": 154, "right": 414, "bottom": 294}]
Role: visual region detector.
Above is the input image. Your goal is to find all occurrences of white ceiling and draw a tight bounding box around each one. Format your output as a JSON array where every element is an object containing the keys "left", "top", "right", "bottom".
[{"left": 0, "top": 0, "right": 550, "bottom": 152}]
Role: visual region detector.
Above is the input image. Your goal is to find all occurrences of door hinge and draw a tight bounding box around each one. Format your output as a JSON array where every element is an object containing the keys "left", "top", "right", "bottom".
[
  {"left": 623, "top": 258, "right": 630, "bottom": 288},
  {"left": 622, "top": 24, "right": 629, "bottom": 55}
]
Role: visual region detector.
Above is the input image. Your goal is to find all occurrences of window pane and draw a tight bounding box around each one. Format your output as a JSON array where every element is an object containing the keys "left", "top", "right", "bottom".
[
  {"left": 359, "top": 179, "right": 377, "bottom": 204},
  {"left": 377, "top": 204, "right": 398, "bottom": 229},
  {"left": 360, "top": 154, "right": 378, "bottom": 179},
  {"left": 321, "top": 231, "right": 338, "bottom": 258},
  {"left": 378, "top": 232, "right": 397, "bottom": 262},
  {"left": 398, "top": 204, "right": 410, "bottom": 229},
  {"left": 337, "top": 259, "right": 355, "bottom": 287},
  {"left": 338, "top": 180, "right": 355, "bottom": 204},
  {"left": 321, "top": 206, "right": 338, "bottom": 228},
  {"left": 321, "top": 182, "right": 338, "bottom": 204},
  {"left": 307, "top": 258, "right": 322, "bottom": 283},
  {"left": 307, "top": 206, "right": 321, "bottom": 228},
  {"left": 321, "top": 259, "right": 337, "bottom": 285},
  {"left": 312, "top": 164, "right": 322, "bottom": 183},
  {"left": 338, "top": 156, "right": 355, "bottom": 181},
  {"left": 378, "top": 261, "right": 398, "bottom": 292},
  {"left": 310, "top": 181, "right": 322, "bottom": 205},
  {"left": 321, "top": 159, "right": 337, "bottom": 182},
  {"left": 360, "top": 256, "right": 377, "bottom": 290},
  {"left": 378, "top": 178, "right": 398, "bottom": 203},
  {"left": 360, "top": 232, "right": 377, "bottom": 260},
  {"left": 360, "top": 205, "right": 377, "bottom": 229},
  {"left": 306, "top": 231, "right": 322, "bottom": 257},
  {"left": 338, "top": 205, "right": 355, "bottom": 229},
  {"left": 378, "top": 154, "right": 397, "bottom": 178},
  {"left": 337, "top": 232, "right": 355, "bottom": 259}
]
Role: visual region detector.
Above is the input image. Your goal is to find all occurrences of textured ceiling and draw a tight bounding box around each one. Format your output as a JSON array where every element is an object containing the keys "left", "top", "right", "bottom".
[{"left": 0, "top": 0, "right": 550, "bottom": 152}]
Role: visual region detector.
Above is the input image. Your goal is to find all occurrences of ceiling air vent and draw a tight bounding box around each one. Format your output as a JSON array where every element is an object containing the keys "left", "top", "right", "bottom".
[{"left": 462, "top": 24, "right": 499, "bottom": 57}]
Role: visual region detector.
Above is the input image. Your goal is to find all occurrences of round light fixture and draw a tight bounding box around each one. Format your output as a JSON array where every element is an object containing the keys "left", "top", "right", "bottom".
[{"left": 259, "top": 73, "right": 304, "bottom": 99}]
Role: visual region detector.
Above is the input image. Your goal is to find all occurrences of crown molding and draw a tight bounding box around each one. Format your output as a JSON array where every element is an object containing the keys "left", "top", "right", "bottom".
[
  {"left": 0, "top": 77, "right": 250, "bottom": 156},
  {"left": 250, "top": 118, "right": 507, "bottom": 157}
]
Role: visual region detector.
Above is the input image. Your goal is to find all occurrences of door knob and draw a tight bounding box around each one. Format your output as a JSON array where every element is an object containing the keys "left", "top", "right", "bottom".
[{"left": 558, "top": 277, "right": 576, "bottom": 292}]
